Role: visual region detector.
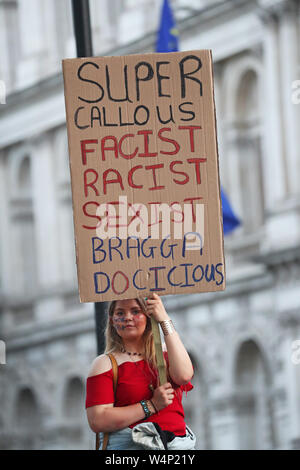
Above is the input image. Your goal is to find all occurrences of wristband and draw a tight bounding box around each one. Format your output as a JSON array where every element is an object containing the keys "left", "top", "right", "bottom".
[
  {"left": 159, "top": 319, "right": 175, "bottom": 336},
  {"left": 150, "top": 399, "right": 158, "bottom": 413},
  {"left": 140, "top": 399, "right": 151, "bottom": 419}
]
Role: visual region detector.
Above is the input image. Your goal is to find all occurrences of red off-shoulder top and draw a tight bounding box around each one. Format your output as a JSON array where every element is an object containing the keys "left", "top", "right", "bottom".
[{"left": 85, "top": 354, "right": 193, "bottom": 436}]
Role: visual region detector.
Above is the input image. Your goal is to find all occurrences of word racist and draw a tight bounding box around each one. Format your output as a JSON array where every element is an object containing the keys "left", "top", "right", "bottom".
[{"left": 80, "top": 126, "right": 206, "bottom": 227}]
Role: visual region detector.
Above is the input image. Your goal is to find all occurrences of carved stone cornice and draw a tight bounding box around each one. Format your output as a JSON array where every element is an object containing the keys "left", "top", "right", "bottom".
[
  {"left": 277, "top": 307, "right": 300, "bottom": 328},
  {"left": 211, "top": 390, "right": 268, "bottom": 412},
  {"left": 255, "top": 245, "right": 300, "bottom": 269},
  {"left": 210, "top": 392, "right": 239, "bottom": 412},
  {"left": 257, "top": 0, "right": 299, "bottom": 23},
  {"left": 291, "top": 437, "right": 300, "bottom": 450}
]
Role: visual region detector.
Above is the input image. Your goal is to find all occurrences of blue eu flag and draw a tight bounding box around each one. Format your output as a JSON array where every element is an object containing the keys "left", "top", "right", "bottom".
[
  {"left": 156, "top": 0, "right": 179, "bottom": 52},
  {"left": 221, "top": 188, "right": 240, "bottom": 235},
  {"left": 156, "top": 0, "right": 240, "bottom": 235}
]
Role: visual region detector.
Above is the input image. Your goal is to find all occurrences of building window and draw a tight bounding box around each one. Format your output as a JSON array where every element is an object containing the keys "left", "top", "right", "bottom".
[
  {"left": 234, "top": 339, "right": 275, "bottom": 449},
  {"left": 182, "top": 352, "right": 210, "bottom": 449},
  {"left": 54, "top": 128, "right": 77, "bottom": 286},
  {"left": 15, "top": 386, "right": 41, "bottom": 449},
  {"left": 234, "top": 69, "right": 265, "bottom": 234},
  {"left": 9, "top": 152, "right": 37, "bottom": 297},
  {"left": 64, "top": 377, "right": 85, "bottom": 422}
]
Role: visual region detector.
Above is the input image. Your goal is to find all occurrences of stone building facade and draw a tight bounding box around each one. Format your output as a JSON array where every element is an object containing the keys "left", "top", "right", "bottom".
[{"left": 0, "top": 0, "right": 300, "bottom": 450}]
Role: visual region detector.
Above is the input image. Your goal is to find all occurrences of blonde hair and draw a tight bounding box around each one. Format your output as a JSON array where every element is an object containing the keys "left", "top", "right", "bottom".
[{"left": 104, "top": 297, "right": 157, "bottom": 372}]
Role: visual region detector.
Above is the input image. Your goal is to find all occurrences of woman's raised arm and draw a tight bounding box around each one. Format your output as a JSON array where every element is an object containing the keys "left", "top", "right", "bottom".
[{"left": 146, "top": 294, "right": 194, "bottom": 386}]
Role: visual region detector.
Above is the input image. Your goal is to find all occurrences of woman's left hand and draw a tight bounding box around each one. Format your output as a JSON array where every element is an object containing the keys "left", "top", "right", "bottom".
[{"left": 145, "top": 293, "right": 170, "bottom": 322}]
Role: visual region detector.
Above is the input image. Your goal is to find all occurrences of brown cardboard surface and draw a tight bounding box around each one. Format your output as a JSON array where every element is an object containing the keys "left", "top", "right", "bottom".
[{"left": 62, "top": 50, "right": 225, "bottom": 302}]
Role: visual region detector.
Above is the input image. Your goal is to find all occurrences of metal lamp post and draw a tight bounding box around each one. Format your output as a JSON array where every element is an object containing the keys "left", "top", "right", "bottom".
[{"left": 71, "top": 0, "right": 107, "bottom": 355}]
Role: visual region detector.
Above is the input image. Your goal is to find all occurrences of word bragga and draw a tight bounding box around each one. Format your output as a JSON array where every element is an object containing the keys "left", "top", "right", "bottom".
[{"left": 92, "top": 234, "right": 224, "bottom": 295}]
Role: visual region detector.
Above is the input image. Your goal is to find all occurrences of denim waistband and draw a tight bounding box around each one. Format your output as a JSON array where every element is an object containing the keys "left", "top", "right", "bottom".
[{"left": 98, "top": 423, "right": 196, "bottom": 451}]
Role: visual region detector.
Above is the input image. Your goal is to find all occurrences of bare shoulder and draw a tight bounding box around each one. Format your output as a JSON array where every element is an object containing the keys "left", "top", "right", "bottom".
[{"left": 87, "top": 354, "right": 113, "bottom": 377}]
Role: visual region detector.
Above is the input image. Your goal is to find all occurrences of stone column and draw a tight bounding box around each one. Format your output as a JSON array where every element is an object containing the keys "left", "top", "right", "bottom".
[
  {"left": 210, "top": 393, "right": 239, "bottom": 449},
  {"left": 258, "top": 2, "right": 287, "bottom": 208},
  {"left": 287, "top": 323, "right": 300, "bottom": 447},
  {"left": 214, "top": 64, "right": 229, "bottom": 191},
  {"left": 278, "top": 0, "right": 300, "bottom": 196},
  {"left": 0, "top": 149, "right": 14, "bottom": 332},
  {"left": 224, "top": 130, "right": 244, "bottom": 221},
  {"left": 16, "top": 0, "right": 55, "bottom": 88},
  {"left": 280, "top": 312, "right": 300, "bottom": 448},
  {"left": 0, "top": 150, "right": 10, "bottom": 295},
  {"left": 0, "top": 2, "right": 11, "bottom": 94},
  {"left": 31, "top": 133, "right": 63, "bottom": 321},
  {"left": 90, "top": 0, "right": 113, "bottom": 54},
  {"left": 257, "top": 0, "right": 300, "bottom": 252}
]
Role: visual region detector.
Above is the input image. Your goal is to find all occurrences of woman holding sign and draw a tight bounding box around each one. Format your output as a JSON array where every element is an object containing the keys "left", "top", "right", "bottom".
[{"left": 85, "top": 294, "right": 196, "bottom": 450}]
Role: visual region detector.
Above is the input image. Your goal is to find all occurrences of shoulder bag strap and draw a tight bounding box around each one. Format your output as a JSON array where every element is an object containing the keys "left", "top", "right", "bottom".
[
  {"left": 95, "top": 353, "right": 119, "bottom": 450},
  {"left": 109, "top": 353, "right": 119, "bottom": 394}
]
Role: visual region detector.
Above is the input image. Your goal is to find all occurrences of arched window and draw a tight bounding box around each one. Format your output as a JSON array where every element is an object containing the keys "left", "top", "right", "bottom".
[
  {"left": 64, "top": 377, "right": 85, "bottom": 422},
  {"left": 183, "top": 352, "right": 211, "bottom": 449},
  {"left": 234, "top": 69, "right": 265, "bottom": 233},
  {"left": 0, "top": 340, "right": 6, "bottom": 365},
  {"left": 16, "top": 387, "right": 40, "bottom": 429},
  {"left": 236, "top": 70, "right": 259, "bottom": 122},
  {"left": 18, "top": 155, "right": 32, "bottom": 196},
  {"left": 234, "top": 340, "right": 275, "bottom": 449},
  {"left": 53, "top": 0, "right": 74, "bottom": 57},
  {"left": 14, "top": 387, "right": 41, "bottom": 449},
  {"left": 0, "top": 0, "right": 20, "bottom": 91},
  {"left": 223, "top": 59, "right": 265, "bottom": 242},
  {"left": 8, "top": 151, "right": 37, "bottom": 297},
  {"left": 54, "top": 128, "right": 77, "bottom": 285}
]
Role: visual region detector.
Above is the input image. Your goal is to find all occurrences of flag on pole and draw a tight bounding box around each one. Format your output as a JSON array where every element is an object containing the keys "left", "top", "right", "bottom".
[
  {"left": 156, "top": 0, "right": 179, "bottom": 52},
  {"left": 156, "top": 0, "right": 241, "bottom": 235},
  {"left": 221, "top": 188, "right": 240, "bottom": 235}
]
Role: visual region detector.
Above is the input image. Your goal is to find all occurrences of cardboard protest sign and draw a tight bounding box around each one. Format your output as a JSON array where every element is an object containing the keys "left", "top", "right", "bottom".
[{"left": 62, "top": 50, "right": 225, "bottom": 302}]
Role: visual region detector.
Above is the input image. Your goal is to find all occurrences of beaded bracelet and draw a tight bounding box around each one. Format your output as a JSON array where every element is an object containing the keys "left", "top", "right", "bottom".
[{"left": 140, "top": 399, "right": 151, "bottom": 419}]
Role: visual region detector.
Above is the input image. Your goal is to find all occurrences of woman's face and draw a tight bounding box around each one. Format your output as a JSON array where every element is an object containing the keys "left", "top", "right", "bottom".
[{"left": 111, "top": 299, "right": 147, "bottom": 340}]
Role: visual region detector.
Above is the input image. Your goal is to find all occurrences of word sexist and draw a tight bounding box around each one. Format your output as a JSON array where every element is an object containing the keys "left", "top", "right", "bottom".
[{"left": 82, "top": 196, "right": 203, "bottom": 230}]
